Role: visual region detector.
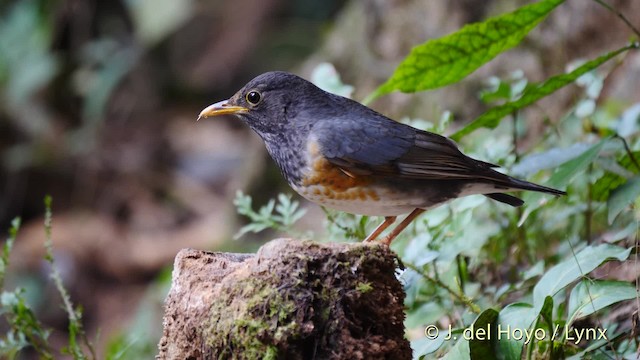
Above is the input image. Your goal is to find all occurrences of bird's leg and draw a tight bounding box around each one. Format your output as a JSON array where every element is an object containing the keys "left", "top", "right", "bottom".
[
  {"left": 364, "top": 216, "right": 397, "bottom": 242},
  {"left": 380, "top": 208, "right": 426, "bottom": 246}
]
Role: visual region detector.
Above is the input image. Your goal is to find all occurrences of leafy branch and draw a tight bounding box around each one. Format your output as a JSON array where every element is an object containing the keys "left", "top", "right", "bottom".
[
  {"left": 364, "top": 0, "right": 565, "bottom": 103},
  {"left": 321, "top": 209, "right": 369, "bottom": 241},
  {"left": 451, "top": 43, "right": 637, "bottom": 141},
  {"left": 405, "top": 262, "right": 481, "bottom": 314},
  {"left": 592, "top": 0, "right": 640, "bottom": 38},
  {"left": 0, "top": 218, "right": 54, "bottom": 359},
  {"left": 43, "top": 196, "right": 96, "bottom": 359},
  {"left": 233, "top": 191, "right": 308, "bottom": 239}
]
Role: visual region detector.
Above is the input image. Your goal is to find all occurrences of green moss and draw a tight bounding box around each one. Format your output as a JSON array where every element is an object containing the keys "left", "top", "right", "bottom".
[
  {"left": 356, "top": 281, "right": 373, "bottom": 293},
  {"left": 264, "top": 346, "right": 278, "bottom": 360},
  {"left": 201, "top": 240, "right": 408, "bottom": 358},
  {"left": 204, "top": 268, "right": 308, "bottom": 359}
]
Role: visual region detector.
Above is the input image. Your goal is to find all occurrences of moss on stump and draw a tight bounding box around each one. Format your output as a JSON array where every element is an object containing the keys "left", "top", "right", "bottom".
[{"left": 157, "top": 238, "right": 411, "bottom": 360}]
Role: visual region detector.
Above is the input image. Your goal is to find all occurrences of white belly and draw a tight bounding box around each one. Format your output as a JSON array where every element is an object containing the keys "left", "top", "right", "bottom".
[{"left": 292, "top": 184, "right": 428, "bottom": 216}]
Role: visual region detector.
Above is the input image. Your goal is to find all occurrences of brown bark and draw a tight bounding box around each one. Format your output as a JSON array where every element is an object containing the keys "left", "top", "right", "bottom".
[{"left": 157, "top": 238, "right": 411, "bottom": 360}]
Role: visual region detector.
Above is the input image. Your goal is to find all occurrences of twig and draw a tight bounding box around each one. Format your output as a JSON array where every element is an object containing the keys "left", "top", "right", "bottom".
[
  {"left": 322, "top": 207, "right": 368, "bottom": 240},
  {"left": 0, "top": 218, "right": 20, "bottom": 289},
  {"left": 322, "top": 207, "right": 357, "bottom": 237},
  {"left": 565, "top": 237, "right": 619, "bottom": 359},
  {"left": 43, "top": 196, "right": 97, "bottom": 360},
  {"left": 405, "top": 262, "right": 481, "bottom": 314},
  {"left": 615, "top": 134, "right": 640, "bottom": 173},
  {"left": 634, "top": 222, "right": 640, "bottom": 354},
  {"left": 592, "top": 0, "right": 640, "bottom": 39},
  {"left": 586, "top": 164, "right": 593, "bottom": 243},
  {"left": 456, "top": 255, "right": 466, "bottom": 291},
  {"left": 512, "top": 112, "right": 529, "bottom": 262}
]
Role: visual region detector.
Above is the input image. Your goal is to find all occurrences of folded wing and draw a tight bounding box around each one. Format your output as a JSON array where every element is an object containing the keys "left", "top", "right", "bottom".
[{"left": 313, "top": 114, "right": 564, "bottom": 197}]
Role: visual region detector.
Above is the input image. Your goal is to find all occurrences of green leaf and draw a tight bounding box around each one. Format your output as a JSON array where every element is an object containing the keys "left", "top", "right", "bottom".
[
  {"left": 441, "top": 338, "right": 470, "bottom": 360},
  {"left": 567, "top": 279, "right": 637, "bottom": 324},
  {"left": 496, "top": 303, "right": 538, "bottom": 360},
  {"left": 510, "top": 143, "right": 592, "bottom": 177},
  {"left": 411, "top": 332, "right": 447, "bottom": 359},
  {"left": 127, "top": 0, "right": 193, "bottom": 45},
  {"left": 469, "top": 309, "right": 498, "bottom": 360},
  {"left": 607, "top": 176, "right": 640, "bottom": 224},
  {"left": 311, "top": 63, "right": 354, "bottom": 98},
  {"left": 538, "top": 296, "right": 554, "bottom": 331},
  {"left": 0, "top": 217, "right": 21, "bottom": 289},
  {"left": 364, "top": 0, "right": 565, "bottom": 103},
  {"left": 451, "top": 44, "right": 634, "bottom": 141},
  {"left": 519, "top": 138, "right": 608, "bottom": 225},
  {"left": 533, "top": 244, "right": 631, "bottom": 309},
  {"left": 566, "top": 327, "right": 628, "bottom": 359},
  {"left": 591, "top": 150, "right": 640, "bottom": 202},
  {"left": 616, "top": 102, "right": 640, "bottom": 137}
]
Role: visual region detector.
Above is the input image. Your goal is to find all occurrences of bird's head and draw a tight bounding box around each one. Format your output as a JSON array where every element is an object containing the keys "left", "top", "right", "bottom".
[{"left": 198, "top": 71, "right": 329, "bottom": 138}]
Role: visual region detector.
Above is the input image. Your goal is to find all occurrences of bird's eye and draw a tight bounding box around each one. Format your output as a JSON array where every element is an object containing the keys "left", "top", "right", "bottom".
[{"left": 246, "top": 91, "right": 262, "bottom": 105}]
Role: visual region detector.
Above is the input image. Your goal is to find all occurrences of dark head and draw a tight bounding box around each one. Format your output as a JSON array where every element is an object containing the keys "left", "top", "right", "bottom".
[
  {"left": 199, "top": 71, "right": 340, "bottom": 184},
  {"left": 198, "top": 71, "right": 332, "bottom": 140}
]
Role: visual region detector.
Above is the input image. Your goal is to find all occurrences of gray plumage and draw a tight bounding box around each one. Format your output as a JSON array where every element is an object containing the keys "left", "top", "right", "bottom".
[{"left": 217, "top": 71, "right": 564, "bottom": 209}]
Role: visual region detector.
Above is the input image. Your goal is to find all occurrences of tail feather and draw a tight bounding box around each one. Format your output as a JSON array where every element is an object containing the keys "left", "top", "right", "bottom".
[
  {"left": 483, "top": 169, "right": 565, "bottom": 207},
  {"left": 505, "top": 177, "right": 566, "bottom": 196},
  {"left": 481, "top": 166, "right": 566, "bottom": 196},
  {"left": 485, "top": 193, "right": 524, "bottom": 207}
]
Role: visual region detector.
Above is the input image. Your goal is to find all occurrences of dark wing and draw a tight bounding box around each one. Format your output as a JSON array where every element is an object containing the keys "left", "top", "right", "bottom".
[
  {"left": 389, "top": 131, "right": 501, "bottom": 180},
  {"left": 313, "top": 113, "right": 565, "bottom": 197},
  {"left": 313, "top": 114, "right": 498, "bottom": 181},
  {"left": 313, "top": 114, "right": 414, "bottom": 174},
  {"left": 391, "top": 131, "right": 565, "bottom": 196}
]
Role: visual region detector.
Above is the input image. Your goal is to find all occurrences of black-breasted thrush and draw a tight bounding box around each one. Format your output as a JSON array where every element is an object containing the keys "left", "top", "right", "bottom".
[{"left": 199, "top": 71, "right": 565, "bottom": 245}]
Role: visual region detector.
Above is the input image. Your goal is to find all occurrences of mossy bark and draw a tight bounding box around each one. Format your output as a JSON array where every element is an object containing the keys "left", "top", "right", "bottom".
[{"left": 156, "top": 238, "right": 411, "bottom": 360}]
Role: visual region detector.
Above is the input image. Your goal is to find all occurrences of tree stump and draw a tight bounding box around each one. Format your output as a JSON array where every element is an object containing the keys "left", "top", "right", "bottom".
[{"left": 156, "top": 238, "right": 411, "bottom": 360}]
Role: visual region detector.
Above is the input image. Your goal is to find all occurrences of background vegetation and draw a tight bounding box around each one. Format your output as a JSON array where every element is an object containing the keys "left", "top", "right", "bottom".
[{"left": 0, "top": 0, "right": 638, "bottom": 359}]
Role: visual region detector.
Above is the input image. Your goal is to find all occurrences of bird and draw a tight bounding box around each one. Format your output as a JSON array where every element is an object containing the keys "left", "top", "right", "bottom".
[{"left": 198, "top": 71, "right": 565, "bottom": 245}]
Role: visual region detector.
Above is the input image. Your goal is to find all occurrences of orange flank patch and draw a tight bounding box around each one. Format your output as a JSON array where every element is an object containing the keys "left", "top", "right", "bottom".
[{"left": 301, "top": 142, "right": 378, "bottom": 201}]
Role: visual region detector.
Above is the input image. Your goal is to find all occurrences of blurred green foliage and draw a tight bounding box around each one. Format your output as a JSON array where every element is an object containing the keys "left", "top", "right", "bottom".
[
  {"left": 104, "top": 269, "right": 170, "bottom": 360},
  {"left": 365, "top": 0, "right": 565, "bottom": 103},
  {"left": 233, "top": 1, "right": 640, "bottom": 358},
  {"left": 0, "top": 0, "right": 57, "bottom": 156},
  {"left": 234, "top": 191, "right": 308, "bottom": 240},
  {"left": 0, "top": 0, "right": 638, "bottom": 358}
]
